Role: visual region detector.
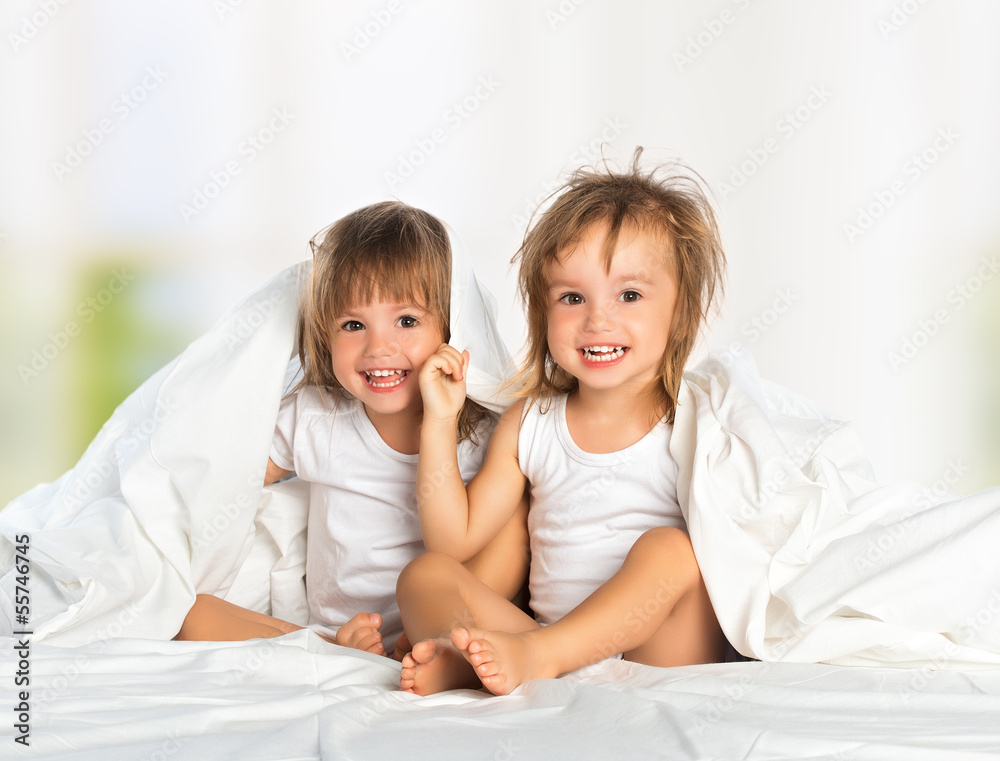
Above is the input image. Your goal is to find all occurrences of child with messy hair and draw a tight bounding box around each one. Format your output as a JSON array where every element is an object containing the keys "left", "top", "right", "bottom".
[
  {"left": 397, "top": 149, "right": 727, "bottom": 693},
  {"left": 177, "top": 201, "right": 525, "bottom": 657}
]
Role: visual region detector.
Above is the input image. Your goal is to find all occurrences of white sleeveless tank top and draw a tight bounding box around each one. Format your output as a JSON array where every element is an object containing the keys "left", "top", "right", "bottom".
[{"left": 518, "top": 395, "right": 684, "bottom": 626}]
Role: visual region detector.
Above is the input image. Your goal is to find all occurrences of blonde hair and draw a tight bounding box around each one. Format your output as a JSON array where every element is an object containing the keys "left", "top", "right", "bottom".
[
  {"left": 297, "top": 200, "right": 491, "bottom": 441},
  {"left": 512, "top": 149, "right": 726, "bottom": 423}
]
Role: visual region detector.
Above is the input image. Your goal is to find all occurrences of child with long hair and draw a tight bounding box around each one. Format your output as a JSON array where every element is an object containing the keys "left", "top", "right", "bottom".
[
  {"left": 397, "top": 150, "right": 727, "bottom": 693},
  {"left": 176, "top": 201, "right": 525, "bottom": 658}
]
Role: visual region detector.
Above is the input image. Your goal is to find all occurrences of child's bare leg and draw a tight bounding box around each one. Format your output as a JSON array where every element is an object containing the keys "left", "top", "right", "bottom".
[
  {"left": 174, "top": 594, "right": 303, "bottom": 641},
  {"left": 455, "top": 527, "right": 723, "bottom": 695},
  {"left": 396, "top": 551, "right": 536, "bottom": 695},
  {"left": 463, "top": 496, "right": 530, "bottom": 604}
]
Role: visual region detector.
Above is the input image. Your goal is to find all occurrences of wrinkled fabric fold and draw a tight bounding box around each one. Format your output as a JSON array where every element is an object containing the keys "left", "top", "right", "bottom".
[{"left": 672, "top": 349, "right": 1000, "bottom": 668}]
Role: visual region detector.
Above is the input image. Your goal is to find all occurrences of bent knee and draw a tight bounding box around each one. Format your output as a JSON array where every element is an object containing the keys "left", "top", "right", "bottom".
[
  {"left": 629, "top": 527, "right": 701, "bottom": 584},
  {"left": 634, "top": 526, "right": 692, "bottom": 555},
  {"left": 396, "top": 551, "right": 464, "bottom": 596}
]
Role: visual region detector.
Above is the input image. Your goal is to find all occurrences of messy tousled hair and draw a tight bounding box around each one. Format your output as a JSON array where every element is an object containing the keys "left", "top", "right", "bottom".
[
  {"left": 512, "top": 148, "right": 726, "bottom": 423},
  {"left": 297, "top": 200, "right": 491, "bottom": 441}
]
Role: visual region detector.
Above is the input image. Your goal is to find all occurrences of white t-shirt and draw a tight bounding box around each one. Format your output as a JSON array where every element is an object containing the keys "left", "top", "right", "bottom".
[
  {"left": 270, "top": 386, "right": 492, "bottom": 649},
  {"left": 518, "top": 395, "right": 685, "bottom": 626}
]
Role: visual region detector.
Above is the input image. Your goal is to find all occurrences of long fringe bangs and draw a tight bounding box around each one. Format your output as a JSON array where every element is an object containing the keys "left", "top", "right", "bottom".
[{"left": 297, "top": 202, "right": 452, "bottom": 394}]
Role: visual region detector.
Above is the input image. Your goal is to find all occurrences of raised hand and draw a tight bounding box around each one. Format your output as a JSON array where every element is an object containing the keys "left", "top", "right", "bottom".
[{"left": 418, "top": 343, "right": 470, "bottom": 423}]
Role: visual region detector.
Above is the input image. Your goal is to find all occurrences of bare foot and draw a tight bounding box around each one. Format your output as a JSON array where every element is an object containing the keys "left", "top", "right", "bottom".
[
  {"left": 451, "top": 626, "right": 558, "bottom": 696},
  {"left": 398, "top": 637, "right": 481, "bottom": 695},
  {"left": 335, "top": 612, "right": 384, "bottom": 656},
  {"left": 391, "top": 631, "right": 412, "bottom": 662}
]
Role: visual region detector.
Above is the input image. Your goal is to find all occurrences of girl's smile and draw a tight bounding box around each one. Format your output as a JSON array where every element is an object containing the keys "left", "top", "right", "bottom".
[
  {"left": 363, "top": 368, "right": 410, "bottom": 390},
  {"left": 580, "top": 345, "right": 628, "bottom": 365}
]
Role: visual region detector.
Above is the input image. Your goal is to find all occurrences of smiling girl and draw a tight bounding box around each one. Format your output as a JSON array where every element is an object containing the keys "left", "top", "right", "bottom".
[
  {"left": 397, "top": 152, "right": 727, "bottom": 694},
  {"left": 176, "top": 201, "right": 524, "bottom": 657}
]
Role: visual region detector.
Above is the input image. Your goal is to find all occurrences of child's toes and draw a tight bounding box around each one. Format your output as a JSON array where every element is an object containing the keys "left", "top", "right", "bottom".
[{"left": 476, "top": 659, "right": 501, "bottom": 678}]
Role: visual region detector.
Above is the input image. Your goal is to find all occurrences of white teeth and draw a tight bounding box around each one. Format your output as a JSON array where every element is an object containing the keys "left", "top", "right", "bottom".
[
  {"left": 365, "top": 370, "right": 406, "bottom": 387},
  {"left": 581, "top": 346, "right": 626, "bottom": 362}
]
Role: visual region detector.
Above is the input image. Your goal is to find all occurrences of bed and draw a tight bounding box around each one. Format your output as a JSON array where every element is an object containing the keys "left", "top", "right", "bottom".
[
  {"left": 7, "top": 634, "right": 1000, "bottom": 760},
  {"left": 4, "top": 263, "right": 1000, "bottom": 760}
]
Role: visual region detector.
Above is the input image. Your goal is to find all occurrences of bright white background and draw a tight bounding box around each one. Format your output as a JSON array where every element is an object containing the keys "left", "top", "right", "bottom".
[{"left": 2, "top": 0, "right": 998, "bottom": 507}]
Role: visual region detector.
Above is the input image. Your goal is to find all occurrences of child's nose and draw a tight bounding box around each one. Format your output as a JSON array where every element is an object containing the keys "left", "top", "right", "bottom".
[
  {"left": 585, "top": 302, "right": 615, "bottom": 332},
  {"left": 365, "top": 327, "right": 398, "bottom": 356}
]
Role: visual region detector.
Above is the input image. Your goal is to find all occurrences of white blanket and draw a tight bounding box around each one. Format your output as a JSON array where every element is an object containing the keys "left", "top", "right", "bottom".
[
  {"left": 672, "top": 348, "right": 1000, "bottom": 668},
  {"left": 3, "top": 631, "right": 1000, "bottom": 760},
  {"left": 2, "top": 267, "right": 999, "bottom": 670}
]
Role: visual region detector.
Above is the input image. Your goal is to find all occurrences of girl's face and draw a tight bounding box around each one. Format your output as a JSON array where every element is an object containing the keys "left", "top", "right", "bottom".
[
  {"left": 544, "top": 222, "right": 677, "bottom": 398},
  {"left": 328, "top": 298, "right": 444, "bottom": 419}
]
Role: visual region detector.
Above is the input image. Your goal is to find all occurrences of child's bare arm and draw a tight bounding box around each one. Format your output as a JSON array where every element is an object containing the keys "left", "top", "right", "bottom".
[
  {"left": 264, "top": 457, "right": 292, "bottom": 485},
  {"left": 417, "top": 345, "right": 527, "bottom": 561}
]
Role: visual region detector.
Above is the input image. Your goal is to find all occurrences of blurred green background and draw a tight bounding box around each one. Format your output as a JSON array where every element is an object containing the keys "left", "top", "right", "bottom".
[
  {"left": 2, "top": 1, "right": 999, "bottom": 509},
  {"left": 1, "top": 258, "right": 199, "bottom": 503}
]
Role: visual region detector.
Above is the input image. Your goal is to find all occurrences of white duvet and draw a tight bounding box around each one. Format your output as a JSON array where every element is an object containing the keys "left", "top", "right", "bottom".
[
  {"left": 3, "top": 263, "right": 1000, "bottom": 759},
  {"left": 4, "top": 631, "right": 1000, "bottom": 760},
  {"left": 673, "top": 350, "right": 1000, "bottom": 669},
  {"left": 2, "top": 261, "right": 999, "bottom": 665}
]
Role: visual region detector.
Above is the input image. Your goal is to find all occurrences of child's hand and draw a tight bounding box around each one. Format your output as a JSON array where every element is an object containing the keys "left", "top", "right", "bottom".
[
  {"left": 335, "top": 612, "right": 385, "bottom": 656},
  {"left": 418, "top": 343, "right": 470, "bottom": 424}
]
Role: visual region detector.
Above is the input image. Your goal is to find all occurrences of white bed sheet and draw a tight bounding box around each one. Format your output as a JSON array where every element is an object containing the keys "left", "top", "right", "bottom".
[
  {"left": 4, "top": 263, "right": 1000, "bottom": 760},
  {"left": 3, "top": 631, "right": 1000, "bottom": 760}
]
